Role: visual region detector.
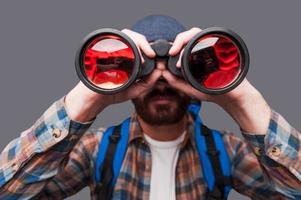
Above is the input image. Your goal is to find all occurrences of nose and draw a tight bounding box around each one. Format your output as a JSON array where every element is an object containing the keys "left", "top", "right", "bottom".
[{"left": 155, "top": 59, "right": 167, "bottom": 71}]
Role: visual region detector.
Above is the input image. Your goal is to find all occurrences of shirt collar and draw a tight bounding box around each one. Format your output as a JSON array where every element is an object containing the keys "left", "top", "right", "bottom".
[{"left": 128, "top": 112, "right": 195, "bottom": 148}]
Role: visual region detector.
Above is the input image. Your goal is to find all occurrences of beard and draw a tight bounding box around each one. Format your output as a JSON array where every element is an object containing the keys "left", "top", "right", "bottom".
[{"left": 132, "top": 85, "right": 190, "bottom": 126}]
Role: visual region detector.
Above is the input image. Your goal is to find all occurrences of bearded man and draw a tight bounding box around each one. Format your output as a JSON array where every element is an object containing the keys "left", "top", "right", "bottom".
[{"left": 0, "top": 15, "right": 300, "bottom": 200}]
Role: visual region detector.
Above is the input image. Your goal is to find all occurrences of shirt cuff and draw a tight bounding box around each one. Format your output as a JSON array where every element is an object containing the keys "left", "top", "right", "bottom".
[
  {"left": 33, "top": 96, "right": 94, "bottom": 151},
  {"left": 242, "top": 110, "right": 300, "bottom": 174}
]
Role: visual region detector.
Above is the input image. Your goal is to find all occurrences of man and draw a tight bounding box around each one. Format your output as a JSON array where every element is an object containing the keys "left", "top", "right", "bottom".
[{"left": 0, "top": 15, "right": 300, "bottom": 199}]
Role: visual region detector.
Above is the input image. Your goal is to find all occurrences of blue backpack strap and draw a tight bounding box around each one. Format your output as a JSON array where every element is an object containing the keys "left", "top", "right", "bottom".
[
  {"left": 188, "top": 101, "right": 203, "bottom": 124},
  {"left": 211, "top": 128, "right": 232, "bottom": 196},
  {"left": 95, "top": 117, "right": 131, "bottom": 199},
  {"left": 200, "top": 125, "right": 232, "bottom": 199},
  {"left": 95, "top": 102, "right": 232, "bottom": 199},
  {"left": 189, "top": 103, "right": 232, "bottom": 199}
]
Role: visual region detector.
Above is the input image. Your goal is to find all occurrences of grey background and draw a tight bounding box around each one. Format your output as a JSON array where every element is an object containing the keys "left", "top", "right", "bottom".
[{"left": 0, "top": 0, "right": 300, "bottom": 199}]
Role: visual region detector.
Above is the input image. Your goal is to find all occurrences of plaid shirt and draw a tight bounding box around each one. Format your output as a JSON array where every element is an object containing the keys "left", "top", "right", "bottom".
[{"left": 0, "top": 97, "right": 300, "bottom": 199}]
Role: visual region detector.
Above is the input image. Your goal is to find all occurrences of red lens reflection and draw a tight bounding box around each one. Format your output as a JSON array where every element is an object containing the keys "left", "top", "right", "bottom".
[
  {"left": 189, "top": 34, "right": 241, "bottom": 89},
  {"left": 83, "top": 35, "right": 135, "bottom": 89}
]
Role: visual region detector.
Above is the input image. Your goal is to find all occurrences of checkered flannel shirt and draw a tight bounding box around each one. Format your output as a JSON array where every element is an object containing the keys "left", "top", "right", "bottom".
[{"left": 0, "top": 97, "right": 300, "bottom": 199}]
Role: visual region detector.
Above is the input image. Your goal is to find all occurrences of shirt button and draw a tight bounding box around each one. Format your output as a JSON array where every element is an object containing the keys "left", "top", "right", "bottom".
[
  {"left": 254, "top": 147, "right": 262, "bottom": 156},
  {"left": 11, "top": 163, "right": 18, "bottom": 171},
  {"left": 270, "top": 146, "right": 281, "bottom": 157},
  {"left": 69, "top": 135, "right": 78, "bottom": 142},
  {"left": 52, "top": 128, "right": 62, "bottom": 138}
]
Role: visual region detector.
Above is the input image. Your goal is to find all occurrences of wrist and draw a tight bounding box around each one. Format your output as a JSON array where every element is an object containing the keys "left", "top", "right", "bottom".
[
  {"left": 214, "top": 81, "right": 271, "bottom": 134},
  {"left": 64, "top": 84, "right": 108, "bottom": 123}
]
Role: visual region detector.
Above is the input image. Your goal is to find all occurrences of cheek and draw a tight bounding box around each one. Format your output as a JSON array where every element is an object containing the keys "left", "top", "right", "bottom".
[
  {"left": 132, "top": 95, "right": 147, "bottom": 109},
  {"left": 177, "top": 91, "right": 190, "bottom": 101},
  {"left": 132, "top": 93, "right": 145, "bottom": 102}
]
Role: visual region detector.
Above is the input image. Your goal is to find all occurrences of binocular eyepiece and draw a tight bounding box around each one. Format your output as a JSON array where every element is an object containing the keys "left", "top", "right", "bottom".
[{"left": 75, "top": 27, "right": 249, "bottom": 95}]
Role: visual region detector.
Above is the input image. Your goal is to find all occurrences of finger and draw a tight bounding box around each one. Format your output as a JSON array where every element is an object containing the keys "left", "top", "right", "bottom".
[
  {"left": 121, "top": 29, "right": 155, "bottom": 61},
  {"left": 168, "top": 33, "right": 187, "bottom": 56},
  {"left": 176, "top": 49, "right": 184, "bottom": 68},
  {"left": 138, "top": 38, "right": 156, "bottom": 58},
  {"left": 162, "top": 70, "right": 191, "bottom": 92},
  {"left": 139, "top": 68, "right": 162, "bottom": 87},
  {"left": 162, "top": 70, "right": 209, "bottom": 101},
  {"left": 131, "top": 45, "right": 144, "bottom": 64},
  {"left": 126, "top": 69, "right": 162, "bottom": 99},
  {"left": 169, "top": 27, "right": 202, "bottom": 56}
]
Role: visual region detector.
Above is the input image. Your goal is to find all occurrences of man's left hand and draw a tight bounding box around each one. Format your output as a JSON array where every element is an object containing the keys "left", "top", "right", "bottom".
[{"left": 163, "top": 27, "right": 272, "bottom": 135}]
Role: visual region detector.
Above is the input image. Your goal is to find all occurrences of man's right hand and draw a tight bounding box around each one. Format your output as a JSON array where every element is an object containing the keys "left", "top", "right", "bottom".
[{"left": 65, "top": 29, "right": 161, "bottom": 123}]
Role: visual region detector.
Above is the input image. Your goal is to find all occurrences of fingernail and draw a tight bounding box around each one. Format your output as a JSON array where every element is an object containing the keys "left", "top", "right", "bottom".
[{"left": 151, "top": 51, "right": 156, "bottom": 57}]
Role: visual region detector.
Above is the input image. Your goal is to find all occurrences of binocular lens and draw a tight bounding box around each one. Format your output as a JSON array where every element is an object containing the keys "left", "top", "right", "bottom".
[
  {"left": 188, "top": 34, "right": 241, "bottom": 90},
  {"left": 83, "top": 35, "right": 135, "bottom": 90}
]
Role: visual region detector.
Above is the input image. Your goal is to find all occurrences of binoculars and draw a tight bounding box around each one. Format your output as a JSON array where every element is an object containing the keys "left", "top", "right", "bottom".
[{"left": 75, "top": 27, "right": 249, "bottom": 95}]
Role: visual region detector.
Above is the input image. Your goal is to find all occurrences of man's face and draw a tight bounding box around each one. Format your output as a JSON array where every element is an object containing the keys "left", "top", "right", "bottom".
[{"left": 132, "top": 60, "right": 191, "bottom": 126}]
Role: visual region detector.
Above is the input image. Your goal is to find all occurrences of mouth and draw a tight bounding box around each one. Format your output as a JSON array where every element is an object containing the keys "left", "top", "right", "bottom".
[
  {"left": 145, "top": 81, "right": 179, "bottom": 105},
  {"left": 149, "top": 94, "right": 174, "bottom": 104}
]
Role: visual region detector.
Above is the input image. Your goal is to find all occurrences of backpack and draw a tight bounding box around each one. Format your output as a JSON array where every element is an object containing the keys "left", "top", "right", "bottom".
[{"left": 94, "top": 103, "right": 232, "bottom": 200}]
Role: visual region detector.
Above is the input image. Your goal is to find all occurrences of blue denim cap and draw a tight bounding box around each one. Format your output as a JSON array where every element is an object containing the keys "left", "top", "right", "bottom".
[{"left": 131, "top": 15, "right": 187, "bottom": 42}]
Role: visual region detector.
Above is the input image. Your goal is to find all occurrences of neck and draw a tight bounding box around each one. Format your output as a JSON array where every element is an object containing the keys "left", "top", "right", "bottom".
[{"left": 137, "top": 115, "right": 188, "bottom": 141}]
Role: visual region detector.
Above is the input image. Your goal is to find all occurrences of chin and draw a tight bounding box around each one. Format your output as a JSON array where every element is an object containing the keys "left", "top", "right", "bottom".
[
  {"left": 141, "top": 104, "right": 185, "bottom": 126},
  {"left": 132, "top": 93, "right": 190, "bottom": 126}
]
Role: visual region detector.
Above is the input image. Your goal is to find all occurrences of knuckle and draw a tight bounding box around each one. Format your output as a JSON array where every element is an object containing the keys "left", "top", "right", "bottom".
[
  {"left": 175, "top": 33, "right": 183, "bottom": 41},
  {"left": 191, "top": 27, "right": 202, "bottom": 32},
  {"left": 139, "top": 34, "right": 147, "bottom": 41},
  {"left": 121, "top": 28, "right": 130, "bottom": 33}
]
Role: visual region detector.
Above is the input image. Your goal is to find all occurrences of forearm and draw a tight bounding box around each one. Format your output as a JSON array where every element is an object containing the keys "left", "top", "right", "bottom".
[
  {"left": 232, "top": 110, "right": 301, "bottom": 198},
  {"left": 215, "top": 79, "right": 271, "bottom": 134},
  {"left": 224, "top": 94, "right": 301, "bottom": 198},
  {"left": 0, "top": 97, "right": 93, "bottom": 199},
  {"left": 243, "top": 109, "right": 301, "bottom": 179},
  {"left": 65, "top": 82, "right": 108, "bottom": 123},
  {"left": 215, "top": 80, "right": 301, "bottom": 197}
]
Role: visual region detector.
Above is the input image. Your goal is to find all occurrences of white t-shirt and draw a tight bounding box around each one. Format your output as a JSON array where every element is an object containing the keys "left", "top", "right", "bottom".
[{"left": 144, "top": 131, "right": 186, "bottom": 200}]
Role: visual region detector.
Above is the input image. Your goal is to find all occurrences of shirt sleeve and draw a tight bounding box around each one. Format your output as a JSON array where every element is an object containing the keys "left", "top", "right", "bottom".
[
  {"left": 0, "top": 97, "right": 93, "bottom": 199},
  {"left": 36, "top": 130, "right": 102, "bottom": 199},
  {"left": 227, "top": 109, "right": 301, "bottom": 199}
]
